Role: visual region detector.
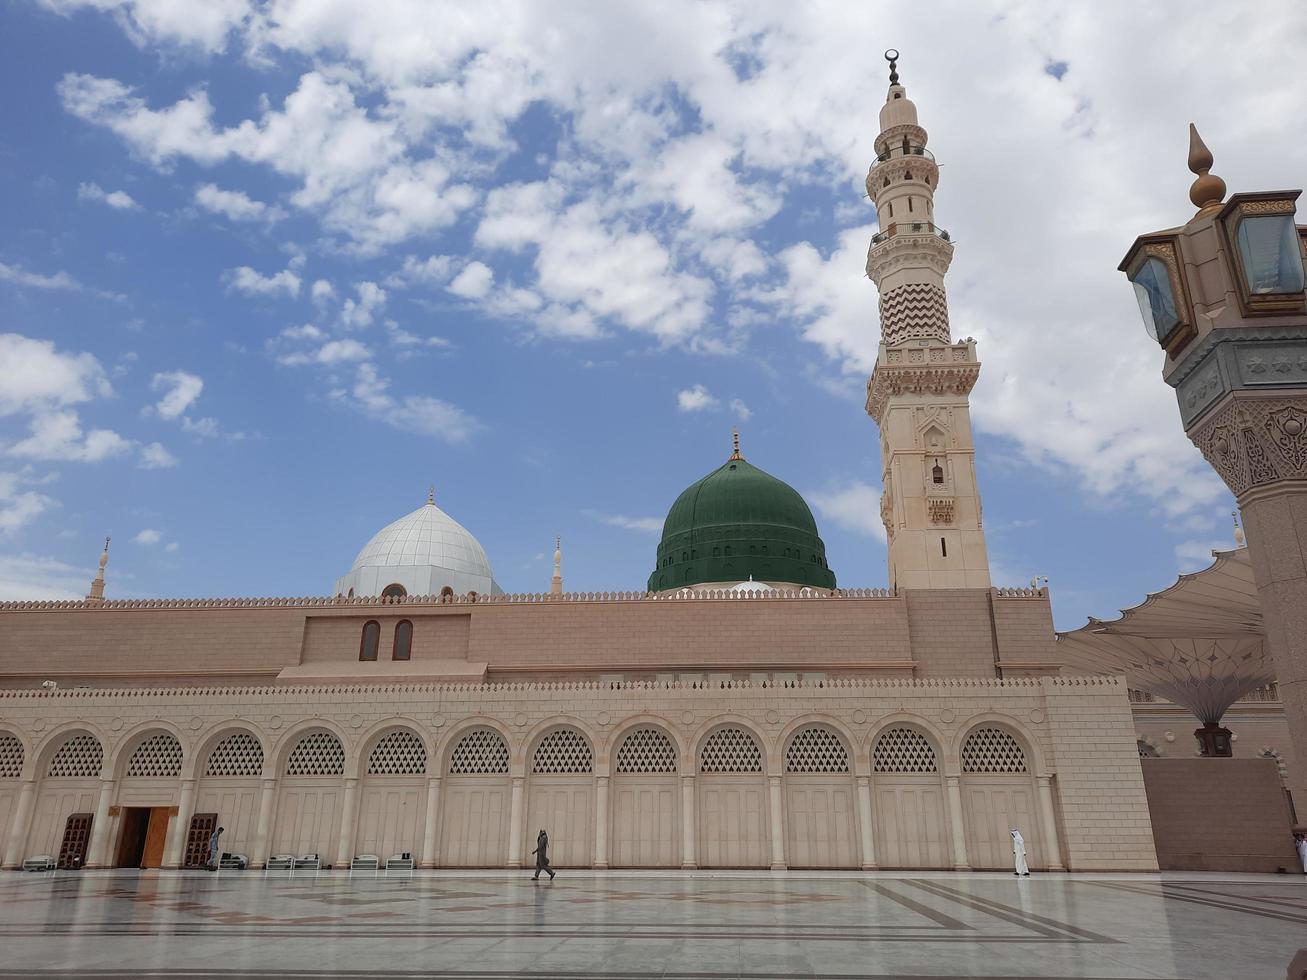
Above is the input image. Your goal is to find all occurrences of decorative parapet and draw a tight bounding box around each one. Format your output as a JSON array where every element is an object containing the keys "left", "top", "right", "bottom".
[
  {"left": 0, "top": 674, "right": 1125, "bottom": 699},
  {"left": 992, "top": 587, "right": 1050, "bottom": 599},
  {"left": 866, "top": 350, "right": 980, "bottom": 423},
  {"left": 0, "top": 586, "right": 896, "bottom": 613}
]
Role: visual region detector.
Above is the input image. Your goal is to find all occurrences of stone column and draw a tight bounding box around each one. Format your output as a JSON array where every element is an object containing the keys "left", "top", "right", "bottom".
[
  {"left": 1239, "top": 490, "right": 1307, "bottom": 806},
  {"left": 767, "top": 775, "right": 786, "bottom": 871},
  {"left": 944, "top": 774, "right": 970, "bottom": 871},
  {"left": 680, "top": 775, "right": 696, "bottom": 869},
  {"left": 84, "top": 778, "right": 116, "bottom": 869},
  {"left": 593, "top": 775, "right": 609, "bottom": 869},
  {"left": 163, "top": 778, "right": 196, "bottom": 869},
  {"left": 855, "top": 776, "right": 877, "bottom": 871},
  {"left": 420, "top": 776, "right": 442, "bottom": 869},
  {"left": 506, "top": 775, "right": 525, "bottom": 868},
  {"left": 251, "top": 778, "right": 277, "bottom": 868},
  {"left": 1, "top": 779, "right": 36, "bottom": 869},
  {"left": 335, "top": 777, "right": 360, "bottom": 868},
  {"left": 1035, "top": 775, "right": 1065, "bottom": 871}
]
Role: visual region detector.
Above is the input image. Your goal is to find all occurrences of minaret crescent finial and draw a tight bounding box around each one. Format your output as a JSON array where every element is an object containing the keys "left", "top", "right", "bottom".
[{"left": 885, "top": 48, "right": 900, "bottom": 86}]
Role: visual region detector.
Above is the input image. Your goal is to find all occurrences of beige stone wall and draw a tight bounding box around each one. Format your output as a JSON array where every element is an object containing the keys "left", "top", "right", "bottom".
[
  {"left": 0, "top": 589, "right": 1061, "bottom": 686},
  {"left": 0, "top": 675, "right": 1157, "bottom": 872}
]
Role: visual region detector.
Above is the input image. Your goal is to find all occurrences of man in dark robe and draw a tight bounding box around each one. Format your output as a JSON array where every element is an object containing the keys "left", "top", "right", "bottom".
[{"left": 531, "top": 829, "right": 556, "bottom": 880}]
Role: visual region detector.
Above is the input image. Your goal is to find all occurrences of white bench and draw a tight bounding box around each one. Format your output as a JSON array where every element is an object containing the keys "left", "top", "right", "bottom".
[
  {"left": 22, "top": 855, "right": 55, "bottom": 873},
  {"left": 384, "top": 853, "right": 414, "bottom": 876},
  {"left": 350, "top": 854, "right": 380, "bottom": 876},
  {"left": 264, "top": 854, "right": 295, "bottom": 875}
]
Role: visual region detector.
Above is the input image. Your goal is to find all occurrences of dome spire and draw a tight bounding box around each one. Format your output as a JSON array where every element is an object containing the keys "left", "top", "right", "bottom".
[
  {"left": 550, "top": 535, "right": 563, "bottom": 595},
  {"left": 426, "top": 485, "right": 435, "bottom": 506},
  {"left": 885, "top": 47, "right": 900, "bottom": 87},
  {"left": 1187, "top": 123, "right": 1226, "bottom": 211},
  {"left": 86, "top": 536, "right": 110, "bottom": 605},
  {"left": 730, "top": 427, "right": 744, "bottom": 461}
]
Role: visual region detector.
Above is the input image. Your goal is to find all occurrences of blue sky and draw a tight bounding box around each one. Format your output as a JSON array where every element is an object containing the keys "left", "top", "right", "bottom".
[{"left": 1, "top": 1, "right": 1304, "bottom": 629}]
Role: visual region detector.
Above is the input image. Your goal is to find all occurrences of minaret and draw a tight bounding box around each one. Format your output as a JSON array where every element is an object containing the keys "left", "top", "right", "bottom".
[
  {"left": 864, "top": 50, "right": 991, "bottom": 589},
  {"left": 550, "top": 536, "right": 563, "bottom": 595},
  {"left": 86, "top": 537, "right": 110, "bottom": 605}
]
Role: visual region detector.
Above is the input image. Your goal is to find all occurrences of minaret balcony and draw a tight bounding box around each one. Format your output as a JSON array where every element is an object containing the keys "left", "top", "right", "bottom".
[
  {"left": 870, "top": 221, "right": 951, "bottom": 245},
  {"left": 874, "top": 144, "right": 935, "bottom": 164}
]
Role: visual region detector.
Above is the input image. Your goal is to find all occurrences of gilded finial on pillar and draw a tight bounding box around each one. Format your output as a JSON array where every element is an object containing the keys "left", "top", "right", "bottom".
[
  {"left": 1187, "top": 123, "right": 1226, "bottom": 211},
  {"left": 730, "top": 427, "right": 744, "bottom": 461},
  {"left": 1232, "top": 511, "right": 1245, "bottom": 548}
]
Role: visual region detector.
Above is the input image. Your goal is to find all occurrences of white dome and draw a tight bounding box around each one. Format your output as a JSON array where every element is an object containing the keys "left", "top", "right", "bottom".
[{"left": 333, "top": 497, "right": 501, "bottom": 598}]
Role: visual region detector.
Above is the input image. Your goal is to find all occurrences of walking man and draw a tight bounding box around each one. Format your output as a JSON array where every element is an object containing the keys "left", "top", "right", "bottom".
[
  {"left": 1295, "top": 833, "right": 1307, "bottom": 875},
  {"left": 1011, "top": 829, "right": 1030, "bottom": 876},
  {"left": 531, "top": 829, "right": 556, "bottom": 880},
  {"left": 207, "top": 826, "right": 225, "bottom": 871}
]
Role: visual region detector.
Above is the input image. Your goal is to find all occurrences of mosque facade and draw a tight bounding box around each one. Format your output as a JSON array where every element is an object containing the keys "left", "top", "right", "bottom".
[{"left": 0, "top": 62, "right": 1195, "bottom": 876}]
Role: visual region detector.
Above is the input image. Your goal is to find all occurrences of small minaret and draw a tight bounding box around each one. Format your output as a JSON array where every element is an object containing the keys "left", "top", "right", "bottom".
[
  {"left": 86, "top": 537, "right": 110, "bottom": 605},
  {"left": 865, "top": 50, "right": 991, "bottom": 589},
  {"left": 550, "top": 536, "right": 563, "bottom": 595}
]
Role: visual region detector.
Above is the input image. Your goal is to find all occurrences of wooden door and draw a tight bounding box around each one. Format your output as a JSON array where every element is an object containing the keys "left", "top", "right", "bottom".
[
  {"left": 440, "top": 778, "right": 509, "bottom": 866},
  {"left": 697, "top": 777, "right": 768, "bottom": 868},
  {"left": 610, "top": 777, "right": 677, "bottom": 867},
  {"left": 961, "top": 778, "right": 1043, "bottom": 870},
  {"left": 57, "top": 813, "right": 93, "bottom": 869},
  {"left": 141, "top": 808, "right": 171, "bottom": 868},
  {"left": 874, "top": 779, "right": 949, "bottom": 868},
  {"left": 526, "top": 778, "right": 593, "bottom": 868},
  {"left": 357, "top": 784, "right": 424, "bottom": 860},
  {"left": 785, "top": 779, "right": 857, "bottom": 869}
]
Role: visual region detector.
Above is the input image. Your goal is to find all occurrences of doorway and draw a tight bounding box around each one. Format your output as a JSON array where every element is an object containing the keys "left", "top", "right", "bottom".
[{"left": 115, "top": 807, "right": 172, "bottom": 868}]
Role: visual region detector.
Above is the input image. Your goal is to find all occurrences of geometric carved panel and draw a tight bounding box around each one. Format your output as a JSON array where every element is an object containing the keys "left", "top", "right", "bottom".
[
  {"left": 448, "top": 728, "right": 510, "bottom": 775},
  {"left": 785, "top": 726, "right": 849, "bottom": 773},
  {"left": 46, "top": 734, "right": 103, "bottom": 778},
  {"left": 616, "top": 728, "right": 677, "bottom": 773},
  {"left": 285, "top": 730, "right": 346, "bottom": 776},
  {"left": 367, "top": 729, "right": 427, "bottom": 775},
  {"left": 873, "top": 727, "right": 939, "bottom": 773},
  {"left": 0, "top": 732, "right": 23, "bottom": 778},
  {"left": 126, "top": 733, "right": 183, "bottom": 777},
  {"left": 205, "top": 732, "right": 264, "bottom": 777},
  {"left": 532, "top": 728, "right": 593, "bottom": 774},
  {"left": 961, "top": 727, "right": 1028, "bottom": 774},
  {"left": 699, "top": 727, "right": 763, "bottom": 773}
]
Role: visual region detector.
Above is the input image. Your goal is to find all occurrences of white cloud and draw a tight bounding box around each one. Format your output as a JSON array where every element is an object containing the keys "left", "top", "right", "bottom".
[
  {"left": 448, "top": 261, "right": 493, "bottom": 299},
  {"left": 278, "top": 338, "right": 371, "bottom": 367},
  {"left": 78, "top": 181, "right": 139, "bottom": 209},
  {"left": 0, "top": 472, "right": 55, "bottom": 535},
  {"left": 729, "top": 398, "right": 752, "bottom": 421},
  {"left": 585, "top": 510, "right": 664, "bottom": 534},
  {"left": 0, "top": 553, "right": 90, "bottom": 600},
  {"left": 165, "top": 540, "right": 179, "bottom": 552},
  {"left": 39, "top": 0, "right": 252, "bottom": 51},
  {"left": 677, "top": 384, "right": 718, "bottom": 413},
  {"left": 194, "top": 182, "right": 284, "bottom": 222},
  {"left": 310, "top": 279, "right": 335, "bottom": 304},
  {"left": 388, "top": 255, "right": 454, "bottom": 288},
  {"left": 132, "top": 527, "right": 162, "bottom": 545},
  {"left": 0, "top": 261, "right": 82, "bottom": 292},
  {"left": 335, "top": 363, "right": 479, "bottom": 443},
  {"left": 7, "top": 409, "right": 132, "bottom": 462},
  {"left": 138, "top": 441, "right": 178, "bottom": 468},
  {"left": 0, "top": 334, "right": 111, "bottom": 415},
  {"left": 150, "top": 370, "right": 203, "bottom": 419},
  {"left": 1174, "top": 538, "right": 1230, "bottom": 573},
  {"left": 807, "top": 480, "right": 886, "bottom": 543},
  {"left": 224, "top": 265, "right": 301, "bottom": 298},
  {"left": 340, "top": 281, "right": 386, "bottom": 328}
]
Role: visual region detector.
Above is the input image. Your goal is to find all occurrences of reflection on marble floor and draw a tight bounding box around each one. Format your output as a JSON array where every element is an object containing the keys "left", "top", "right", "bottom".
[{"left": 0, "top": 870, "right": 1302, "bottom": 979}]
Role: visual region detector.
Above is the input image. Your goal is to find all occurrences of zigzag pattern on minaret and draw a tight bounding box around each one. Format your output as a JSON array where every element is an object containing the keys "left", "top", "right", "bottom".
[{"left": 878, "top": 283, "right": 951, "bottom": 345}]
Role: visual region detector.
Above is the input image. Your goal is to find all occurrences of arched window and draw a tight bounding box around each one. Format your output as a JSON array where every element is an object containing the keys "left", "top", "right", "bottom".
[
  {"left": 393, "top": 620, "right": 413, "bottom": 661},
  {"left": 961, "top": 727, "right": 1028, "bottom": 773},
  {"left": 932, "top": 463, "right": 944, "bottom": 484},
  {"left": 359, "top": 620, "right": 380, "bottom": 661},
  {"left": 381, "top": 583, "right": 407, "bottom": 599}
]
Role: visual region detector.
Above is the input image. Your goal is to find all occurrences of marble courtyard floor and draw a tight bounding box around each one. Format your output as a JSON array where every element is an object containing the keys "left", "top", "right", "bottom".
[{"left": 0, "top": 870, "right": 1302, "bottom": 979}]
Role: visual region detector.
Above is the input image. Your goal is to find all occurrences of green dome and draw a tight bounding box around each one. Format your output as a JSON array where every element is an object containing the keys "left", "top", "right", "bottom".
[{"left": 647, "top": 451, "right": 837, "bottom": 592}]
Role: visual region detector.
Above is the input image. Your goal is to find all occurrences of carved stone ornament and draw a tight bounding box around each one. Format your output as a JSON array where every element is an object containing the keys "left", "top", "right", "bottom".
[
  {"left": 866, "top": 362, "right": 981, "bottom": 423},
  {"left": 865, "top": 155, "right": 940, "bottom": 197},
  {"left": 880, "top": 489, "right": 895, "bottom": 540},
  {"left": 872, "top": 123, "right": 927, "bottom": 156},
  {"left": 866, "top": 233, "right": 953, "bottom": 283},
  {"left": 1190, "top": 394, "right": 1307, "bottom": 498},
  {"left": 927, "top": 498, "right": 955, "bottom": 525}
]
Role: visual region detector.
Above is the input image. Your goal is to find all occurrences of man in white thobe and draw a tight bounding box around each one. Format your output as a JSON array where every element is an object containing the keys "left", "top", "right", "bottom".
[
  {"left": 1296, "top": 834, "right": 1307, "bottom": 875},
  {"left": 1011, "top": 829, "right": 1029, "bottom": 876}
]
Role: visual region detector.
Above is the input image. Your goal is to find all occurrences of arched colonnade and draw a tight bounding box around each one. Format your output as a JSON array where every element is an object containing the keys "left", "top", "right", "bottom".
[{"left": 0, "top": 715, "right": 1065, "bottom": 871}]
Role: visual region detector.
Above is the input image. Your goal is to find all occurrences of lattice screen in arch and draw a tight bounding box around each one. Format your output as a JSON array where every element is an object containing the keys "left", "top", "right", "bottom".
[
  {"left": 699, "top": 727, "right": 763, "bottom": 773},
  {"left": 961, "top": 727, "right": 1028, "bottom": 773},
  {"left": 126, "top": 733, "right": 183, "bottom": 777},
  {"left": 873, "top": 727, "right": 939, "bottom": 773},
  {"left": 615, "top": 728, "right": 677, "bottom": 773},
  {"left": 368, "top": 729, "right": 428, "bottom": 775},
  {"left": 205, "top": 731, "right": 264, "bottom": 777},
  {"left": 448, "top": 729, "right": 509, "bottom": 774},
  {"left": 0, "top": 733, "right": 23, "bottom": 778},
  {"left": 46, "top": 734, "right": 103, "bottom": 778},
  {"left": 285, "top": 730, "right": 346, "bottom": 776},
  {"left": 532, "top": 728, "right": 593, "bottom": 774},
  {"left": 785, "top": 727, "right": 849, "bottom": 773}
]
